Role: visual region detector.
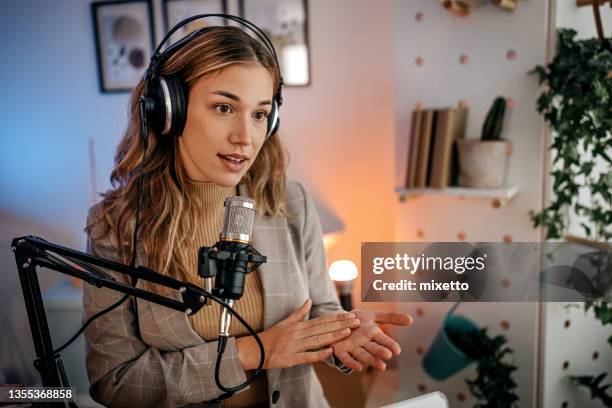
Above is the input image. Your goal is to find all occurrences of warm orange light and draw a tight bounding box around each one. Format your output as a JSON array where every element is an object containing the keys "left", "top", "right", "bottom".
[{"left": 328, "top": 259, "right": 358, "bottom": 282}]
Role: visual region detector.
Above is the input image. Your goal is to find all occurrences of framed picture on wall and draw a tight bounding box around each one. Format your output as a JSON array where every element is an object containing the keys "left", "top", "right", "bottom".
[
  {"left": 163, "top": 0, "right": 228, "bottom": 44},
  {"left": 91, "top": 0, "right": 155, "bottom": 93},
  {"left": 239, "top": 0, "right": 310, "bottom": 86}
]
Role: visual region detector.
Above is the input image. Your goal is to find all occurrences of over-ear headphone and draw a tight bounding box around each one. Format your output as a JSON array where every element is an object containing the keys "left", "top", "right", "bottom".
[{"left": 140, "top": 14, "right": 284, "bottom": 141}]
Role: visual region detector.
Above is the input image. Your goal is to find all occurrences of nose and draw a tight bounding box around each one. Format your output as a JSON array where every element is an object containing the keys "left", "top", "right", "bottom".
[{"left": 228, "top": 113, "right": 253, "bottom": 146}]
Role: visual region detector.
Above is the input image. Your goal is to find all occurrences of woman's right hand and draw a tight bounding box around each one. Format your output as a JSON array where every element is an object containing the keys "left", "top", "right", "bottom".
[{"left": 236, "top": 299, "right": 360, "bottom": 370}]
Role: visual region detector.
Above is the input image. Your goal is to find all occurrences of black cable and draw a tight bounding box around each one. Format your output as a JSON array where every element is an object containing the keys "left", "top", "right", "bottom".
[
  {"left": 53, "top": 294, "right": 131, "bottom": 356},
  {"left": 200, "top": 294, "right": 265, "bottom": 401}
]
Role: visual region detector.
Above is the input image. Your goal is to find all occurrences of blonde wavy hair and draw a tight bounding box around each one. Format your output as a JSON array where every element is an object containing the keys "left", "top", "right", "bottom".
[{"left": 86, "top": 26, "right": 286, "bottom": 288}]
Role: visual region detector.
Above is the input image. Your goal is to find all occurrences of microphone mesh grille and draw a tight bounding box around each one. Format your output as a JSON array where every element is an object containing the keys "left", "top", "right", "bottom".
[{"left": 221, "top": 196, "right": 255, "bottom": 239}]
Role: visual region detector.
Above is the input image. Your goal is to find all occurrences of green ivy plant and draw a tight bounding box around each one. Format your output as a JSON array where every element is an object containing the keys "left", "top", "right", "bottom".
[
  {"left": 452, "top": 328, "right": 519, "bottom": 407},
  {"left": 530, "top": 28, "right": 612, "bottom": 408},
  {"left": 529, "top": 28, "right": 612, "bottom": 241},
  {"left": 570, "top": 373, "right": 612, "bottom": 407}
]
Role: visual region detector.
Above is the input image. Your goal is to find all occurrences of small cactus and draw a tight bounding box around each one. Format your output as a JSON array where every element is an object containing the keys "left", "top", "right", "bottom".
[{"left": 481, "top": 97, "right": 506, "bottom": 141}]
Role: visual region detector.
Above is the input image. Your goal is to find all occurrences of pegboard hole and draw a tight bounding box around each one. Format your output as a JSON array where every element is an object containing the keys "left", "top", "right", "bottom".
[
  {"left": 592, "top": 351, "right": 599, "bottom": 360},
  {"left": 415, "top": 12, "right": 424, "bottom": 22},
  {"left": 564, "top": 319, "right": 571, "bottom": 329},
  {"left": 416, "top": 307, "right": 425, "bottom": 317},
  {"left": 417, "top": 383, "right": 427, "bottom": 392},
  {"left": 562, "top": 361, "right": 569, "bottom": 370}
]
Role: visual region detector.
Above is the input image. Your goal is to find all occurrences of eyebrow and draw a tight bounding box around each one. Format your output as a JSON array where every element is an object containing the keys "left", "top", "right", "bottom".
[{"left": 211, "top": 90, "right": 272, "bottom": 106}]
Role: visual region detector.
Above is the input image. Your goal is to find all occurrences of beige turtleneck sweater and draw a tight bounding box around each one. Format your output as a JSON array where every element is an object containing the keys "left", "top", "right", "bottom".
[{"left": 185, "top": 181, "right": 268, "bottom": 408}]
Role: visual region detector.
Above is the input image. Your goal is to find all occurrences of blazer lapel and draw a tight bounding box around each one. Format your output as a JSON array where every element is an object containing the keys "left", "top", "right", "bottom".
[
  {"left": 238, "top": 184, "right": 289, "bottom": 388},
  {"left": 237, "top": 183, "right": 288, "bottom": 330}
]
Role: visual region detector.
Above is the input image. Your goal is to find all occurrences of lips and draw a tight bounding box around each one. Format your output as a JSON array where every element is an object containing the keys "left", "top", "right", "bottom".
[
  {"left": 218, "top": 153, "right": 248, "bottom": 172},
  {"left": 218, "top": 153, "right": 248, "bottom": 163}
]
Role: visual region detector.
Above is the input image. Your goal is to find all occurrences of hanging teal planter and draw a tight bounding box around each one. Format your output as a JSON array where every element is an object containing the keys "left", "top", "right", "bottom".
[{"left": 422, "top": 314, "right": 479, "bottom": 380}]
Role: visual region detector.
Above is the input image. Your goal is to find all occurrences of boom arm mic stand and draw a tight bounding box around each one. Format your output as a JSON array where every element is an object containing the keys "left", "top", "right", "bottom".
[{"left": 10, "top": 235, "right": 266, "bottom": 407}]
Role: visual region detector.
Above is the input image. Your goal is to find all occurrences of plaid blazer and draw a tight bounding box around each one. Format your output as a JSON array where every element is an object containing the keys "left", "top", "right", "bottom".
[{"left": 82, "top": 181, "right": 346, "bottom": 408}]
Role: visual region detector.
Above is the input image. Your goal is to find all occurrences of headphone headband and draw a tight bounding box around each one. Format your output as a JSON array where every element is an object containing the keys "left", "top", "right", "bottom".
[
  {"left": 141, "top": 13, "right": 283, "bottom": 140},
  {"left": 145, "top": 14, "right": 281, "bottom": 93}
]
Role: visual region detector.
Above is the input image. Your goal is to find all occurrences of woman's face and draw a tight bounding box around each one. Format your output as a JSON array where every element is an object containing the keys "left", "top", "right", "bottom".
[{"left": 178, "top": 63, "right": 274, "bottom": 186}]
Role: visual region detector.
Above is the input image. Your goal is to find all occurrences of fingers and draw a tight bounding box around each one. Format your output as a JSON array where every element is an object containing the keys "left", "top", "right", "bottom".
[
  {"left": 301, "top": 312, "right": 357, "bottom": 330},
  {"left": 293, "top": 348, "right": 334, "bottom": 365},
  {"left": 351, "top": 347, "right": 386, "bottom": 371},
  {"left": 299, "top": 318, "right": 360, "bottom": 337},
  {"left": 298, "top": 328, "right": 352, "bottom": 351},
  {"left": 374, "top": 311, "right": 413, "bottom": 326},
  {"left": 373, "top": 332, "right": 402, "bottom": 355},
  {"left": 334, "top": 351, "right": 363, "bottom": 371},
  {"left": 284, "top": 299, "right": 312, "bottom": 324},
  {"left": 363, "top": 341, "right": 393, "bottom": 361}
]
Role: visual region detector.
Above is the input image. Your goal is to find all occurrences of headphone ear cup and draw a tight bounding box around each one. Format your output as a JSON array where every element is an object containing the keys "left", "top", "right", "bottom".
[
  {"left": 146, "top": 75, "right": 187, "bottom": 138},
  {"left": 163, "top": 75, "right": 188, "bottom": 138},
  {"left": 267, "top": 98, "right": 280, "bottom": 138}
]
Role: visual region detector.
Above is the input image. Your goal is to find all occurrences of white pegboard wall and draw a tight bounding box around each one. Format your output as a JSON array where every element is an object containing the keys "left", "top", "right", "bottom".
[
  {"left": 391, "top": 0, "right": 549, "bottom": 406},
  {"left": 542, "top": 302, "right": 611, "bottom": 408}
]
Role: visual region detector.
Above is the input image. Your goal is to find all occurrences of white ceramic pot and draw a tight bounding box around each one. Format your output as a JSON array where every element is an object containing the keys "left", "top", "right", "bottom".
[{"left": 457, "top": 139, "right": 509, "bottom": 188}]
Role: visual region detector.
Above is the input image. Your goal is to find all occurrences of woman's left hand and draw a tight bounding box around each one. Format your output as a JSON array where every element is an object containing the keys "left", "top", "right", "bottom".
[{"left": 331, "top": 309, "right": 413, "bottom": 371}]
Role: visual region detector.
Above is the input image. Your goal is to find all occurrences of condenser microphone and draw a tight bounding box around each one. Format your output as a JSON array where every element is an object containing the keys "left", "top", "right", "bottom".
[{"left": 216, "top": 196, "right": 256, "bottom": 337}]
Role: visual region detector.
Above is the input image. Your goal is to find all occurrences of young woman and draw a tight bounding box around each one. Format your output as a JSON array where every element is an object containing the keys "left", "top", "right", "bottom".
[{"left": 83, "top": 22, "right": 411, "bottom": 408}]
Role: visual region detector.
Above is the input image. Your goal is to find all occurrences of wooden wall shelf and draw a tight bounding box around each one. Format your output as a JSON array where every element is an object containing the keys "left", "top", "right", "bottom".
[{"left": 396, "top": 184, "right": 519, "bottom": 206}]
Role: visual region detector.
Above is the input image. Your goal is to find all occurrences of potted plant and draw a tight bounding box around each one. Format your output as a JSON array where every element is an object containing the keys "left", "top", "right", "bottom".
[
  {"left": 457, "top": 96, "right": 510, "bottom": 188},
  {"left": 530, "top": 27, "right": 612, "bottom": 407},
  {"left": 422, "top": 314, "right": 519, "bottom": 407}
]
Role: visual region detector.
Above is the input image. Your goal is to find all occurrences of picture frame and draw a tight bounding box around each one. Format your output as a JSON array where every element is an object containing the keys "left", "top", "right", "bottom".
[
  {"left": 239, "top": 0, "right": 310, "bottom": 86},
  {"left": 91, "top": 0, "right": 156, "bottom": 93},
  {"left": 163, "top": 0, "right": 228, "bottom": 45}
]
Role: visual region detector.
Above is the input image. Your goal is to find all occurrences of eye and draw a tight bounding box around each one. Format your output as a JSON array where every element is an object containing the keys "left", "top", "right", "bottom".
[
  {"left": 253, "top": 110, "right": 269, "bottom": 121},
  {"left": 214, "top": 104, "right": 233, "bottom": 114}
]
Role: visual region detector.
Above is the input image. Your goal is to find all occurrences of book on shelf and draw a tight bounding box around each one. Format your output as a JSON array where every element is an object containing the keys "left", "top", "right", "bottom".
[
  {"left": 429, "top": 108, "right": 456, "bottom": 188},
  {"left": 430, "top": 106, "right": 468, "bottom": 188},
  {"left": 404, "top": 109, "right": 423, "bottom": 188},
  {"left": 450, "top": 106, "right": 468, "bottom": 186},
  {"left": 404, "top": 105, "right": 469, "bottom": 191},
  {"left": 415, "top": 109, "right": 435, "bottom": 188}
]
